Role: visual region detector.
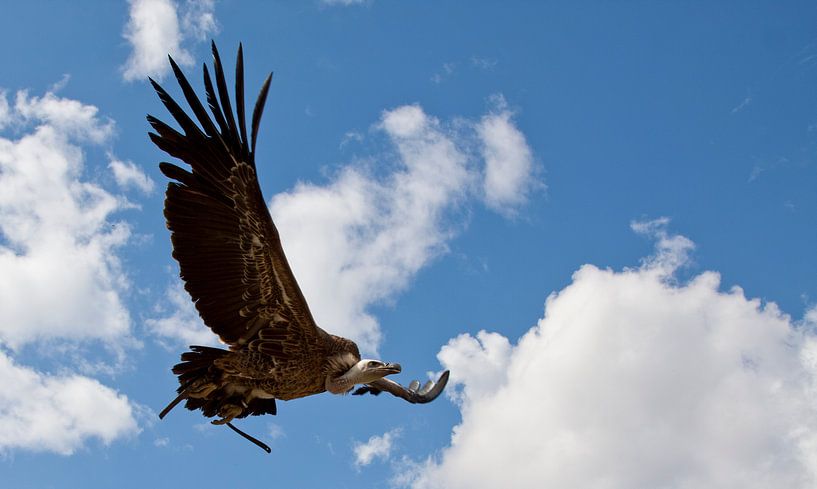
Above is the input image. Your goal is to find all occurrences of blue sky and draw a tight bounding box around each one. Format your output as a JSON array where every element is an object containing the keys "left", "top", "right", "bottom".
[{"left": 1, "top": 1, "right": 816, "bottom": 488}]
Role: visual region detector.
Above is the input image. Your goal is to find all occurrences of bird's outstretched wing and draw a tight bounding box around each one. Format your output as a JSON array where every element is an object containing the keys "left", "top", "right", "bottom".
[
  {"left": 352, "top": 370, "right": 450, "bottom": 404},
  {"left": 148, "top": 42, "right": 324, "bottom": 351}
]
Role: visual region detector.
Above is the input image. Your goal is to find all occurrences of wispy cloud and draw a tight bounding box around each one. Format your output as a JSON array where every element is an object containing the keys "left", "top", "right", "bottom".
[
  {"left": 353, "top": 428, "right": 401, "bottom": 468},
  {"left": 470, "top": 56, "right": 497, "bottom": 70},
  {"left": 404, "top": 220, "right": 817, "bottom": 488},
  {"left": 0, "top": 91, "right": 10, "bottom": 131},
  {"left": 180, "top": 0, "right": 217, "bottom": 41},
  {"left": 431, "top": 62, "right": 456, "bottom": 84},
  {"left": 108, "top": 158, "right": 155, "bottom": 194},
  {"left": 267, "top": 422, "right": 286, "bottom": 441},
  {"left": 478, "top": 95, "right": 539, "bottom": 216},
  {"left": 121, "top": 0, "right": 218, "bottom": 82},
  {"left": 146, "top": 280, "right": 219, "bottom": 349},
  {"left": 630, "top": 216, "right": 694, "bottom": 273},
  {"left": 748, "top": 156, "right": 789, "bottom": 183},
  {"left": 433, "top": 56, "right": 498, "bottom": 85},
  {"left": 339, "top": 130, "right": 364, "bottom": 149},
  {"left": 731, "top": 91, "right": 753, "bottom": 114}
]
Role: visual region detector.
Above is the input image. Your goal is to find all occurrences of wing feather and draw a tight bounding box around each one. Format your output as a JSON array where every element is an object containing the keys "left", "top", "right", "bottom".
[
  {"left": 235, "top": 43, "right": 249, "bottom": 158},
  {"left": 147, "top": 42, "right": 325, "bottom": 350},
  {"left": 251, "top": 73, "right": 273, "bottom": 154}
]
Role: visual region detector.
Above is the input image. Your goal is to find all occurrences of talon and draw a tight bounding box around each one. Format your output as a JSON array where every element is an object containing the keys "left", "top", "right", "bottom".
[{"left": 211, "top": 403, "right": 242, "bottom": 425}]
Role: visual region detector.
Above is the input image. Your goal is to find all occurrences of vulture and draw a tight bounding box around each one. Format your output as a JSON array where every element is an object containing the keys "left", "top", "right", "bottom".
[{"left": 147, "top": 42, "right": 449, "bottom": 453}]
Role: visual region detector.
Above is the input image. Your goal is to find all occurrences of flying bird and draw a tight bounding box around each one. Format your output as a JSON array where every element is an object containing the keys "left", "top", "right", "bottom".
[{"left": 147, "top": 42, "right": 449, "bottom": 453}]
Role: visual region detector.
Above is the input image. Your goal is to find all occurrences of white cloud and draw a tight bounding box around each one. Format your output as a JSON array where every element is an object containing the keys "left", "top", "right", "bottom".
[
  {"left": 180, "top": 0, "right": 218, "bottom": 41},
  {"left": 270, "top": 105, "right": 472, "bottom": 353},
  {"left": 108, "top": 158, "right": 155, "bottom": 194},
  {"left": 0, "top": 350, "right": 139, "bottom": 455},
  {"left": 0, "top": 88, "right": 141, "bottom": 454},
  {"left": 121, "top": 0, "right": 218, "bottom": 82},
  {"left": 339, "top": 130, "right": 364, "bottom": 149},
  {"left": 406, "top": 220, "right": 817, "bottom": 489},
  {"left": 478, "top": 95, "right": 537, "bottom": 216},
  {"left": 354, "top": 428, "right": 401, "bottom": 468},
  {"left": 631, "top": 216, "right": 695, "bottom": 273},
  {"left": 48, "top": 74, "right": 71, "bottom": 94},
  {"left": 806, "top": 305, "right": 817, "bottom": 326},
  {"left": 146, "top": 281, "right": 219, "bottom": 348},
  {"left": 0, "top": 89, "right": 132, "bottom": 350},
  {"left": 268, "top": 422, "right": 286, "bottom": 441},
  {"left": 0, "top": 90, "right": 10, "bottom": 130},
  {"left": 435, "top": 330, "right": 512, "bottom": 405},
  {"left": 13, "top": 90, "right": 113, "bottom": 143}
]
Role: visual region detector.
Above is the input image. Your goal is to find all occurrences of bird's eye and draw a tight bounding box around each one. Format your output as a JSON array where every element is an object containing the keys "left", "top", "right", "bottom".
[{"left": 367, "top": 361, "right": 380, "bottom": 368}]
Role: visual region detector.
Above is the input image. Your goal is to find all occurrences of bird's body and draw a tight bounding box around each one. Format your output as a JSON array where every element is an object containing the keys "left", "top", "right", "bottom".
[
  {"left": 174, "top": 335, "right": 357, "bottom": 407},
  {"left": 147, "top": 42, "right": 448, "bottom": 452}
]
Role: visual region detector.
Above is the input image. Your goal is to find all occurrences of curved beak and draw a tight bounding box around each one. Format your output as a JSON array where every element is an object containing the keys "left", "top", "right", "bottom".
[{"left": 378, "top": 362, "right": 401, "bottom": 376}]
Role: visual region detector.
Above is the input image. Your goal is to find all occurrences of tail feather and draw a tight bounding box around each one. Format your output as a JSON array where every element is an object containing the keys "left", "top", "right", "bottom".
[
  {"left": 160, "top": 345, "right": 277, "bottom": 419},
  {"left": 160, "top": 345, "right": 229, "bottom": 419}
]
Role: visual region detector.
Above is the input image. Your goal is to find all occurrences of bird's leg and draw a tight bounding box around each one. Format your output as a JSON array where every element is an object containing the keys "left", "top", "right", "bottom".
[
  {"left": 211, "top": 402, "right": 243, "bottom": 425},
  {"left": 188, "top": 382, "right": 218, "bottom": 399}
]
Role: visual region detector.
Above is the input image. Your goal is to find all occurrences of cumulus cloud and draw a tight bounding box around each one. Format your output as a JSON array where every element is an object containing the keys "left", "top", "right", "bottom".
[
  {"left": 0, "top": 350, "right": 139, "bottom": 455},
  {"left": 270, "top": 105, "right": 470, "bottom": 352},
  {"left": 109, "top": 158, "right": 155, "bottom": 194},
  {"left": 0, "top": 88, "right": 141, "bottom": 454},
  {"left": 12, "top": 90, "right": 113, "bottom": 143},
  {"left": 354, "top": 428, "right": 401, "bottom": 468},
  {"left": 478, "top": 95, "right": 537, "bottom": 216},
  {"left": 121, "top": 0, "right": 218, "bottom": 82},
  {"left": 0, "top": 89, "right": 132, "bottom": 350},
  {"left": 406, "top": 219, "right": 817, "bottom": 489},
  {"left": 269, "top": 102, "right": 535, "bottom": 353}
]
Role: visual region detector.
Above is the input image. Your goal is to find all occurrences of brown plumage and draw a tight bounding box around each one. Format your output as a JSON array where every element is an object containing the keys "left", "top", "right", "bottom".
[{"left": 147, "top": 42, "right": 449, "bottom": 453}]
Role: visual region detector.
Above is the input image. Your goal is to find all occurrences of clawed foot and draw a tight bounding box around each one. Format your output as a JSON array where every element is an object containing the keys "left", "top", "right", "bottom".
[{"left": 211, "top": 403, "right": 243, "bottom": 425}]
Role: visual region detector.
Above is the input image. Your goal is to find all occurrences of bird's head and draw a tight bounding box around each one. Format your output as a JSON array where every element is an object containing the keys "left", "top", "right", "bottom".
[
  {"left": 326, "top": 358, "right": 401, "bottom": 394},
  {"left": 349, "top": 359, "right": 402, "bottom": 384}
]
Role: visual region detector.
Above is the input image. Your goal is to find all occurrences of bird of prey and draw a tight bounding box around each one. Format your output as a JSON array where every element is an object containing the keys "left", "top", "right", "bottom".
[{"left": 147, "top": 42, "right": 449, "bottom": 453}]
